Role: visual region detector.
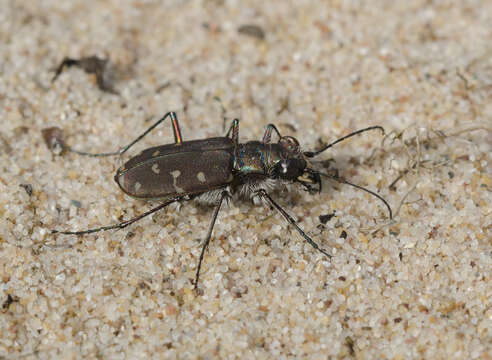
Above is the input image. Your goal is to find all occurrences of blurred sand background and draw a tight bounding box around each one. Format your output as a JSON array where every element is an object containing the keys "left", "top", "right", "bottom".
[{"left": 0, "top": 1, "right": 491, "bottom": 358}]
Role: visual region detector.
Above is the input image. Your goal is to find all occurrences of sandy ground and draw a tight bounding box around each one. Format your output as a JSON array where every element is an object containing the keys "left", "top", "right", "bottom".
[{"left": 1, "top": 1, "right": 491, "bottom": 359}]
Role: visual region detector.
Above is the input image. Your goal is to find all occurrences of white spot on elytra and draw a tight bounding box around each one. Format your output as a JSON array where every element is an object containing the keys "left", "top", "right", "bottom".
[
  {"left": 170, "top": 170, "right": 184, "bottom": 193},
  {"left": 152, "top": 163, "right": 160, "bottom": 174},
  {"left": 134, "top": 182, "right": 141, "bottom": 192},
  {"left": 171, "top": 170, "right": 181, "bottom": 178},
  {"left": 197, "top": 172, "right": 206, "bottom": 183},
  {"left": 152, "top": 150, "right": 160, "bottom": 157}
]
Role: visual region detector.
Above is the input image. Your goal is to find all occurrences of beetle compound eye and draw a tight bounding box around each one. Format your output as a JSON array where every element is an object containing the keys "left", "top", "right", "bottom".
[{"left": 279, "top": 136, "right": 300, "bottom": 152}]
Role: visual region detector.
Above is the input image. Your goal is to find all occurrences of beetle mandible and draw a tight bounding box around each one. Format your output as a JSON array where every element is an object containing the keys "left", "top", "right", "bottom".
[{"left": 51, "top": 112, "right": 392, "bottom": 289}]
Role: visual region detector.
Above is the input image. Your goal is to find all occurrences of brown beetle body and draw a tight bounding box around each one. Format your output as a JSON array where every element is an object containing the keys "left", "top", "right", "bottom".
[
  {"left": 51, "top": 111, "right": 391, "bottom": 290},
  {"left": 115, "top": 138, "right": 234, "bottom": 199}
]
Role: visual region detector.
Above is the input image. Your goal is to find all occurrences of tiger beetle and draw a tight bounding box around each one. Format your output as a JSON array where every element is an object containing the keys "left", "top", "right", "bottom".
[{"left": 50, "top": 112, "right": 392, "bottom": 290}]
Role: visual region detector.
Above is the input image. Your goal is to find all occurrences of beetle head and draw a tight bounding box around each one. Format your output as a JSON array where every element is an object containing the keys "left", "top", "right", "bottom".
[
  {"left": 273, "top": 136, "right": 319, "bottom": 190},
  {"left": 273, "top": 126, "right": 392, "bottom": 219}
]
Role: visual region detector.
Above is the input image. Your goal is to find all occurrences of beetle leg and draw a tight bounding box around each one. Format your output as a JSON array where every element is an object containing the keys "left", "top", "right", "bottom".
[
  {"left": 225, "top": 119, "right": 240, "bottom": 165},
  {"left": 64, "top": 112, "right": 182, "bottom": 157},
  {"left": 225, "top": 119, "right": 240, "bottom": 144},
  {"left": 170, "top": 112, "right": 183, "bottom": 144},
  {"left": 262, "top": 124, "right": 282, "bottom": 144},
  {"left": 194, "top": 190, "right": 228, "bottom": 290},
  {"left": 51, "top": 196, "right": 183, "bottom": 235},
  {"left": 255, "top": 189, "right": 332, "bottom": 260}
]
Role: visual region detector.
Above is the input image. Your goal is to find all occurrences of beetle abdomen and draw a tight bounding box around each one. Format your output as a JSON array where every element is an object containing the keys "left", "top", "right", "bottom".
[{"left": 115, "top": 138, "right": 234, "bottom": 199}]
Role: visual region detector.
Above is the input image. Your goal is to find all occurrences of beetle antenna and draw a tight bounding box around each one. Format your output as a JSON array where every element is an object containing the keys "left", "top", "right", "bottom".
[
  {"left": 304, "top": 126, "right": 385, "bottom": 158},
  {"left": 318, "top": 171, "right": 392, "bottom": 220}
]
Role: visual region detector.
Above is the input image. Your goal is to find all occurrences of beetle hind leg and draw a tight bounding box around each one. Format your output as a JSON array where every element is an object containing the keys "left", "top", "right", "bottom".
[{"left": 59, "top": 111, "right": 183, "bottom": 157}]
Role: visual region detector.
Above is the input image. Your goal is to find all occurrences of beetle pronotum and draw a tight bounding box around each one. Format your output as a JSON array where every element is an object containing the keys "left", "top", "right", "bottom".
[{"left": 51, "top": 112, "right": 392, "bottom": 289}]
